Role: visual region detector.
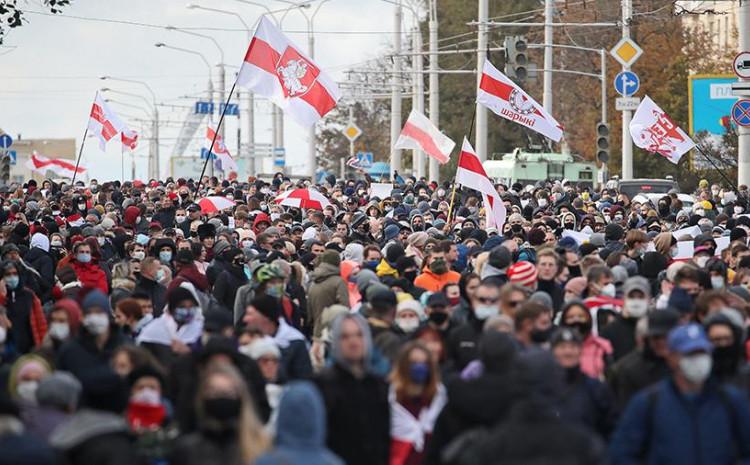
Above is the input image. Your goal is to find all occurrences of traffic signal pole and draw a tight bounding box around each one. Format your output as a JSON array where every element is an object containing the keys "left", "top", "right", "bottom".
[
  {"left": 620, "top": 0, "right": 633, "bottom": 180},
  {"left": 739, "top": 0, "right": 750, "bottom": 187},
  {"left": 543, "top": 0, "right": 553, "bottom": 114},
  {"left": 475, "top": 0, "right": 488, "bottom": 162}
]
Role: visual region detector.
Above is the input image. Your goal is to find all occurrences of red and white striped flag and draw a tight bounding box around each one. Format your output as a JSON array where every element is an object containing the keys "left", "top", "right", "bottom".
[
  {"left": 121, "top": 129, "right": 138, "bottom": 151},
  {"left": 394, "top": 109, "right": 455, "bottom": 164},
  {"left": 238, "top": 16, "right": 341, "bottom": 127},
  {"left": 477, "top": 60, "right": 563, "bottom": 142},
  {"left": 26, "top": 151, "right": 86, "bottom": 179},
  {"left": 88, "top": 93, "right": 127, "bottom": 150},
  {"left": 455, "top": 138, "right": 506, "bottom": 231}
]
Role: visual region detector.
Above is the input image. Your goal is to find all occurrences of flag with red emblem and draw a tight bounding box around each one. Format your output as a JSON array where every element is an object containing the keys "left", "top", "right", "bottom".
[
  {"left": 237, "top": 16, "right": 341, "bottom": 127},
  {"left": 121, "top": 129, "right": 138, "bottom": 151},
  {"left": 629, "top": 96, "right": 695, "bottom": 165},
  {"left": 477, "top": 59, "right": 563, "bottom": 142}
]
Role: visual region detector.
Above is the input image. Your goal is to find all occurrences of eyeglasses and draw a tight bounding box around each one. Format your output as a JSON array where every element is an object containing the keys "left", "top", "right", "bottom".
[
  {"left": 506, "top": 300, "right": 523, "bottom": 308},
  {"left": 476, "top": 296, "right": 499, "bottom": 304}
]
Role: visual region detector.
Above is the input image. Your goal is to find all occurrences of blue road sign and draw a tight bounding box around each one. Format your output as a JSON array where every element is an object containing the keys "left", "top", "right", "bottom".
[
  {"left": 614, "top": 71, "right": 640, "bottom": 97},
  {"left": 273, "top": 147, "right": 286, "bottom": 156},
  {"left": 732, "top": 99, "right": 750, "bottom": 127},
  {"left": 273, "top": 158, "right": 285, "bottom": 167},
  {"left": 356, "top": 151, "right": 373, "bottom": 168},
  {"left": 219, "top": 103, "right": 240, "bottom": 116},
  {"left": 7, "top": 151, "right": 16, "bottom": 165},
  {"left": 194, "top": 101, "right": 215, "bottom": 115},
  {"left": 0, "top": 134, "right": 13, "bottom": 149}
]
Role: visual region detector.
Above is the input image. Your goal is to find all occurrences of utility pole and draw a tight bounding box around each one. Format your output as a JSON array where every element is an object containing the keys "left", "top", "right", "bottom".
[
  {"left": 476, "top": 0, "right": 488, "bottom": 161},
  {"left": 739, "top": 0, "right": 750, "bottom": 186},
  {"left": 620, "top": 0, "right": 633, "bottom": 180},
  {"left": 413, "top": 25, "right": 425, "bottom": 179},
  {"left": 600, "top": 48, "right": 608, "bottom": 182},
  {"left": 391, "top": 2, "right": 403, "bottom": 176},
  {"left": 308, "top": 31, "right": 317, "bottom": 179},
  {"left": 247, "top": 90, "right": 255, "bottom": 175},
  {"left": 428, "top": 0, "right": 440, "bottom": 182},
  {"left": 152, "top": 110, "right": 159, "bottom": 179},
  {"left": 543, "top": 0, "right": 553, "bottom": 114}
]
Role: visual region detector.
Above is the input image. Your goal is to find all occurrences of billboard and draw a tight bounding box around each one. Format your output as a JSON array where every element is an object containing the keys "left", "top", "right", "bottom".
[{"left": 688, "top": 74, "right": 737, "bottom": 136}]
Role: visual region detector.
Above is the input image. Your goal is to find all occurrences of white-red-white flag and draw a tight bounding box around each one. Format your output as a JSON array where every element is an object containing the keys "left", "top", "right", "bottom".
[
  {"left": 629, "top": 96, "right": 695, "bottom": 165},
  {"left": 238, "top": 16, "right": 341, "bottom": 127},
  {"left": 477, "top": 60, "right": 563, "bottom": 142},
  {"left": 26, "top": 151, "right": 86, "bottom": 179},
  {"left": 88, "top": 93, "right": 127, "bottom": 151},
  {"left": 202, "top": 127, "right": 238, "bottom": 173},
  {"left": 455, "top": 138, "right": 506, "bottom": 231},
  {"left": 121, "top": 129, "right": 138, "bottom": 151},
  {"left": 394, "top": 109, "right": 455, "bottom": 164}
]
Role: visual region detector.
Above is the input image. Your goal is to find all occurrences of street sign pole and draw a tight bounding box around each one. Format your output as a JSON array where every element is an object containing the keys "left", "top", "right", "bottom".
[
  {"left": 738, "top": 1, "right": 750, "bottom": 187},
  {"left": 621, "top": 0, "right": 633, "bottom": 180}
]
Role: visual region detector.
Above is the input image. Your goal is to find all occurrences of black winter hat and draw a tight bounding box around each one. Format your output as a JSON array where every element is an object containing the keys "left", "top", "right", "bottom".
[
  {"left": 251, "top": 294, "right": 282, "bottom": 322},
  {"left": 167, "top": 287, "right": 199, "bottom": 311},
  {"left": 604, "top": 223, "right": 624, "bottom": 241}
]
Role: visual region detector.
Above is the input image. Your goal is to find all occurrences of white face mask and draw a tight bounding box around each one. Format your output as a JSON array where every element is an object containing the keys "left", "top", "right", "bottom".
[
  {"left": 695, "top": 256, "right": 709, "bottom": 268},
  {"left": 17, "top": 381, "right": 39, "bottom": 403},
  {"left": 83, "top": 313, "right": 109, "bottom": 335},
  {"left": 48, "top": 322, "right": 70, "bottom": 341},
  {"left": 600, "top": 283, "right": 616, "bottom": 298},
  {"left": 735, "top": 206, "right": 744, "bottom": 215},
  {"left": 396, "top": 317, "right": 419, "bottom": 333},
  {"left": 175, "top": 215, "right": 186, "bottom": 224},
  {"left": 624, "top": 299, "right": 648, "bottom": 318},
  {"left": 132, "top": 251, "right": 145, "bottom": 261},
  {"left": 97, "top": 237, "right": 105, "bottom": 246},
  {"left": 537, "top": 199, "right": 548, "bottom": 207},
  {"left": 679, "top": 353, "right": 712, "bottom": 384},
  {"left": 710, "top": 276, "right": 724, "bottom": 289},
  {"left": 131, "top": 387, "right": 161, "bottom": 406},
  {"left": 238, "top": 343, "right": 254, "bottom": 358},
  {"left": 521, "top": 199, "right": 530, "bottom": 208},
  {"left": 475, "top": 305, "right": 499, "bottom": 320}
]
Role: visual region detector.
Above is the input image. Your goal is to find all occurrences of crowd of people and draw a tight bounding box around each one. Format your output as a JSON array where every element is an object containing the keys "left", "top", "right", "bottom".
[{"left": 0, "top": 172, "right": 749, "bottom": 465}]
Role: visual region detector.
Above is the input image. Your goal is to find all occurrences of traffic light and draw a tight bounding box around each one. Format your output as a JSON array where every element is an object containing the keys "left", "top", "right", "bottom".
[
  {"left": 504, "top": 35, "right": 528, "bottom": 81},
  {"left": 0, "top": 154, "right": 10, "bottom": 184},
  {"left": 596, "top": 122, "right": 610, "bottom": 164}
]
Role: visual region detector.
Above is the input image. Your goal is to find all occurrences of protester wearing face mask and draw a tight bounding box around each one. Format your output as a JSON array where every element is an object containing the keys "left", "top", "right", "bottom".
[
  {"left": 703, "top": 309, "right": 747, "bottom": 385},
  {"left": 388, "top": 342, "right": 446, "bottom": 465},
  {"left": 600, "top": 277, "right": 651, "bottom": 362},
  {"left": 69, "top": 241, "right": 109, "bottom": 294},
  {"left": 414, "top": 250, "right": 460, "bottom": 293},
  {"left": 624, "top": 230, "right": 648, "bottom": 274},
  {"left": 395, "top": 299, "right": 425, "bottom": 334},
  {"left": 559, "top": 300, "right": 612, "bottom": 380},
  {"left": 42, "top": 298, "right": 82, "bottom": 352},
  {"left": 446, "top": 281, "right": 502, "bottom": 370},
  {"left": 514, "top": 301, "right": 554, "bottom": 348},
  {"left": 9, "top": 354, "right": 52, "bottom": 406},
  {"left": 0, "top": 260, "right": 47, "bottom": 356},
  {"left": 611, "top": 323, "right": 750, "bottom": 465},
  {"left": 126, "top": 365, "right": 169, "bottom": 435},
  {"left": 56, "top": 290, "right": 128, "bottom": 380},
  {"left": 134, "top": 257, "right": 167, "bottom": 317}
]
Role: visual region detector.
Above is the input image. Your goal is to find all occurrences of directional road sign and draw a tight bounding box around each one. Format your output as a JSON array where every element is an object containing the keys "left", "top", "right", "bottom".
[
  {"left": 733, "top": 51, "right": 750, "bottom": 79},
  {"left": 7, "top": 151, "right": 16, "bottom": 166},
  {"left": 610, "top": 37, "right": 643, "bottom": 68},
  {"left": 0, "top": 134, "right": 13, "bottom": 149},
  {"left": 614, "top": 71, "right": 640, "bottom": 97},
  {"left": 732, "top": 99, "right": 750, "bottom": 127}
]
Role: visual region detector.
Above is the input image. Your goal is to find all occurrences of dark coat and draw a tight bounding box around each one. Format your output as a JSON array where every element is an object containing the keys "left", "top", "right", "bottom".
[
  {"left": 445, "top": 316, "right": 484, "bottom": 371},
  {"left": 168, "top": 432, "right": 242, "bottom": 465},
  {"left": 599, "top": 315, "right": 638, "bottom": 362},
  {"left": 49, "top": 409, "right": 136, "bottom": 465},
  {"left": 558, "top": 368, "right": 617, "bottom": 438},
  {"left": 610, "top": 379, "right": 750, "bottom": 465},
  {"left": 212, "top": 265, "right": 248, "bottom": 312},
  {"left": 0, "top": 429, "right": 57, "bottom": 465},
  {"left": 606, "top": 345, "right": 669, "bottom": 412},
  {"left": 23, "top": 248, "right": 54, "bottom": 302},
  {"left": 537, "top": 278, "right": 564, "bottom": 314},
  {"left": 313, "top": 363, "right": 390, "bottom": 465},
  {"left": 134, "top": 276, "right": 167, "bottom": 317},
  {"left": 55, "top": 327, "right": 130, "bottom": 380},
  {"left": 280, "top": 338, "right": 314, "bottom": 381}
]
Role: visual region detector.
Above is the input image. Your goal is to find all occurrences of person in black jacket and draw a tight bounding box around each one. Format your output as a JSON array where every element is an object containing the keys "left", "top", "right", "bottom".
[
  {"left": 551, "top": 327, "right": 617, "bottom": 439},
  {"left": 313, "top": 313, "right": 389, "bottom": 465},
  {"left": 600, "top": 276, "right": 651, "bottom": 362},
  {"left": 445, "top": 280, "right": 501, "bottom": 371},
  {"left": 212, "top": 248, "right": 248, "bottom": 312},
  {"left": 24, "top": 233, "right": 55, "bottom": 302},
  {"left": 134, "top": 257, "right": 167, "bottom": 317}
]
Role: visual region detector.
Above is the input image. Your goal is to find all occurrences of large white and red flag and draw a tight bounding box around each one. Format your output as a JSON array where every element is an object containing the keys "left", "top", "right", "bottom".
[
  {"left": 238, "top": 16, "right": 341, "bottom": 127},
  {"left": 88, "top": 93, "right": 127, "bottom": 150},
  {"left": 477, "top": 60, "right": 563, "bottom": 142},
  {"left": 455, "top": 138, "right": 506, "bottom": 231},
  {"left": 26, "top": 151, "right": 86, "bottom": 179},
  {"left": 629, "top": 96, "right": 695, "bottom": 165},
  {"left": 394, "top": 109, "right": 456, "bottom": 164},
  {"left": 201, "top": 127, "right": 238, "bottom": 173},
  {"left": 121, "top": 129, "right": 138, "bottom": 151}
]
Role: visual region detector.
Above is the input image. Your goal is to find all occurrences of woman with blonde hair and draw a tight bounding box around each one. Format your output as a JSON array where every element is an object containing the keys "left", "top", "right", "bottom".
[
  {"left": 169, "top": 362, "right": 270, "bottom": 465},
  {"left": 389, "top": 341, "right": 447, "bottom": 465}
]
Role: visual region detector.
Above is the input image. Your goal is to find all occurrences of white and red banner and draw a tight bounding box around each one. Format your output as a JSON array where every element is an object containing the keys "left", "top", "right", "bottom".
[
  {"left": 394, "top": 109, "right": 456, "bottom": 164},
  {"left": 477, "top": 60, "right": 563, "bottom": 142},
  {"left": 26, "top": 151, "right": 86, "bottom": 179},
  {"left": 121, "top": 129, "right": 138, "bottom": 151},
  {"left": 202, "top": 127, "right": 238, "bottom": 173},
  {"left": 238, "top": 16, "right": 341, "bottom": 127},
  {"left": 88, "top": 93, "right": 127, "bottom": 150},
  {"left": 629, "top": 96, "right": 695, "bottom": 165},
  {"left": 455, "top": 138, "right": 506, "bottom": 231}
]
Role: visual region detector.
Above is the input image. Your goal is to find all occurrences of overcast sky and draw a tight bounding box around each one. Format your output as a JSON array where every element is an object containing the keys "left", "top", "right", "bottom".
[{"left": 1, "top": 0, "right": 406, "bottom": 180}]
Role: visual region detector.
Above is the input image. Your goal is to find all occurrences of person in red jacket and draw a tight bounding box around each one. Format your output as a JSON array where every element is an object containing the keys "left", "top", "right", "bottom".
[{"left": 69, "top": 241, "right": 108, "bottom": 294}]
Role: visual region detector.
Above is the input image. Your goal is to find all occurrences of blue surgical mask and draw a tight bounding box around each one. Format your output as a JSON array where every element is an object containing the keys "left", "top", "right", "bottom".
[
  {"left": 244, "top": 265, "right": 252, "bottom": 280},
  {"left": 266, "top": 284, "right": 284, "bottom": 298},
  {"left": 409, "top": 362, "right": 430, "bottom": 384},
  {"left": 173, "top": 306, "right": 197, "bottom": 325},
  {"left": 363, "top": 260, "right": 379, "bottom": 271},
  {"left": 77, "top": 253, "right": 91, "bottom": 264},
  {"left": 5, "top": 275, "right": 19, "bottom": 290},
  {"left": 159, "top": 251, "right": 172, "bottom": 263}
]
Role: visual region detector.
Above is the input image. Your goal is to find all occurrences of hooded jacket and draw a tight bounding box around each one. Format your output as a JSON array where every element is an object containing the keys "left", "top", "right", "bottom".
[
  {"left": 256, "top": 382, "right": 344, "bottom": 465},
  {"left": 308, "top": 263, "right": 349, "bottom": 340},
  {"left": 253, "top": 212, "right": 271, "bottom": 234},
  {"left": 413, "top": 266, "right": 460, "bottom": 293},
  {"left": 0, "top": 275, "right": 47, "bottom": 353}
]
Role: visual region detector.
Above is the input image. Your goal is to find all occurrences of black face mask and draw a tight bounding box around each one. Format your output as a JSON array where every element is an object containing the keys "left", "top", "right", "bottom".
[
  {"left": 712, "top": 345, "right": 741, "bottom": 377},
  {"left": 567, "top": 265, "right": 582, "bottom": 278},
  {"left": 204, "top": 397, "right": 241, "bottom": 422},
  {"left": 564, "top": 365, "right": 581, "bottom": 383},
  {"left": 564, "top": 223, "right": 575, "bottom": 230},
  {"left": 403, "top": 270, "right": 417, "bottom": 282},
  {"left": 511, "top": 224, "right": 523, "bottom": 233},
  {"left": 428, "top": 311, "right": 448, "bottom": 326},
  {"left": 530, "top": 326, "right": 554, "bottom": 343},
  {"left": 564, "top": 320, "right": 592, "bottom": 337},
  {"left": 429, "top": 259, "right": 448, "bottom": 275}
]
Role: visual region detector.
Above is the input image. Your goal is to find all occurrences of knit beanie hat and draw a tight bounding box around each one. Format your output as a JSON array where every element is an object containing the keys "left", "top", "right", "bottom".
[
  {"left": 318, "top": 250, "right": 341, "bottom": 267},
  {"left": 82, "top": 289, "right": 111, "bottom": 314},
  {"left": 386, "top": 243, "right": 406, "bottom": 264},
  {"left": 251, "top": 294, "right": 282, "bottom": 322},
  {"left": 507, "top": 261, "right": 538, "bottom": 288},
  {"left": 166, "top": 287, "right": 199, "bottom": 312},
  {"left": 36, "top": 371, "right": 81, "bottom": 411}
]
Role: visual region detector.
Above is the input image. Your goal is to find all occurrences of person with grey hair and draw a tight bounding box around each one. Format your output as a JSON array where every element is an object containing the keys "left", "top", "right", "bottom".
[
  {"left": 313, "top": 314, "right": 389, "bottom": 465},
  {"left": 23, "top": 371, "right": 81, "bottom": 441}
]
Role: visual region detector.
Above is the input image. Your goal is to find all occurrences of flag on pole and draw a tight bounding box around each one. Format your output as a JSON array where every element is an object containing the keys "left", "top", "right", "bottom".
[
  {"left": 394, "top": 109, "right": 456, "bottom": 164},
  {"left": 455, "top": 138, "right": 506, "bottom": 231},
  {"left": 238, "top": 16, "right": 341, "bottom": 127},
  {"left": 346, "top": 156, "right": 360, "bottom": 168},
  {"left": 121, "top": 129, "right": 138, "bottom": 151},
  {"left": 629, "top": 95, "right": 695, "bottom": 165},
  {"left": 201, "top": 127, "right": 238, "bottom": 173},
  {"left": 26, "top": 151, "right": 86, "bottom": 179},
  {"left": 88, "top": 93, "right": 127, "bottom": 150},
  {"left": 477, "top": 60, "right": 563, "bottom": 142}
]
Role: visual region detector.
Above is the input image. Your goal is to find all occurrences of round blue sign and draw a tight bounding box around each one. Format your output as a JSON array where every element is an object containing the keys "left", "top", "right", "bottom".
[
  {"left": 614, "top": 71, "right": 640, "bottom": 97},
  {"left": 0, "top": 134, "right": 12, "bottom": 149},
  {"left": 732, "top": 99, "right": 750, "bottom": 127}
]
